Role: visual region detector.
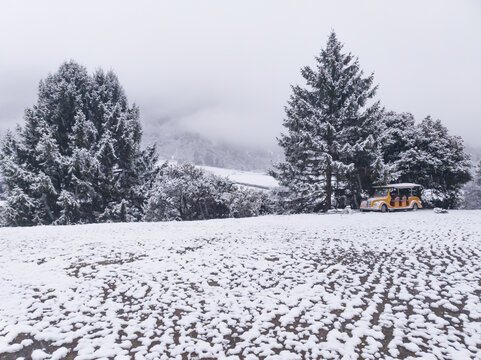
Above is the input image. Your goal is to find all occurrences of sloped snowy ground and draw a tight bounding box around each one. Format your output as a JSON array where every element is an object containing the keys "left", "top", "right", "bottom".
[
  {"left": 0, "top": 211, "right": 480, "bottom": 360},
  {"left": 158, "top": 161, "right": 279, "bottom": 190},
  {"left": 198, "top": 166, "right": 278, "bottom": 189}
]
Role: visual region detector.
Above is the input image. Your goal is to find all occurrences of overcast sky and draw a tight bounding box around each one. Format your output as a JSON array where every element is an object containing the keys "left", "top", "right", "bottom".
[{"left": 1, "top": 0, "right": 480, "bottom": 148}]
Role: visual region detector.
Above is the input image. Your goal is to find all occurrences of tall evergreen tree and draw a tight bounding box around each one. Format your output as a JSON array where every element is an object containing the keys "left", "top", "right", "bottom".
[
  {"left": 271, "top": 31, "right": 387, "bottom": 211},
  {"left": 0, "top": 61, "right": 158, "bottom": 226}
]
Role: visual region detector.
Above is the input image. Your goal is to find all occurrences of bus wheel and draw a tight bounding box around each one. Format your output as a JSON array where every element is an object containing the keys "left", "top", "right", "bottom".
[
  {"left": 412, "top": 203, "right": 418, "bottom": 211},
  {"left": 381, "top": 204, "right": 388, "bottom": 213}
]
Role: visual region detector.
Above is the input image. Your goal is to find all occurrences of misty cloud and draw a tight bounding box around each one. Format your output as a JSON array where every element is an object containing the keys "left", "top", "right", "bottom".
[{"left": 1, "top": 0, "right": 480, "bottom": 148}]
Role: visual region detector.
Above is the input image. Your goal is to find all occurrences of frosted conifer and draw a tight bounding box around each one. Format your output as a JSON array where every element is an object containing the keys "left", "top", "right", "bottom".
[
  {"left": 0, "top": 61, "right": 158, "bottom": 225},
  {"left": 271, "top": 31, "right": 386, "bottom": 211}
]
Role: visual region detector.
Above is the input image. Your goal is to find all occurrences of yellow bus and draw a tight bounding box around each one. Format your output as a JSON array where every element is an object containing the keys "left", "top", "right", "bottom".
[{"left": 360, "top": 183, "right": 422, "bottom": 213}]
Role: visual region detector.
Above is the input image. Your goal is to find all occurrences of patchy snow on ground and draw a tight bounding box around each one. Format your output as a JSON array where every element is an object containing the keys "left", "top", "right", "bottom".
[{"left": 0, "top": 210, "right": 480, "bottom": 359}]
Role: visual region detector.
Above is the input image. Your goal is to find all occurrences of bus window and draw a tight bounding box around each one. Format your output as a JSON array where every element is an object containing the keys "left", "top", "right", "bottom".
[{"left": 372, "top": 188, "right": 389, "bottom": 197}]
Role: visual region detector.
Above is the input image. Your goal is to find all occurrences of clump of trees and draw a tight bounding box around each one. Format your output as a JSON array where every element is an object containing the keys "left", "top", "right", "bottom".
[
  {"left": 271, "top": 31, "right": 472, "bottom": 210},
  {"left": 0, "top": 62, "right": 269, "bottom": 226},
  {"left": 0, "top": 61, "right": 159, "bottom": 226},
  {"left": 143, "top": 162, "right": 269, "bottom": 221}
]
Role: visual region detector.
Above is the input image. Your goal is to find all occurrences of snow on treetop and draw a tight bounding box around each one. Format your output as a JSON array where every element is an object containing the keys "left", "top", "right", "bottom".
[{"left": 374, "top": 183, "right": 422, "bottom": 189}]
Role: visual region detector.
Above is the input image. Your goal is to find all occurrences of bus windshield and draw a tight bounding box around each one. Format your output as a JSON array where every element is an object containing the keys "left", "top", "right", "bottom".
[{"left": 372, "top": 188, "right": 389, "bottom": 197}]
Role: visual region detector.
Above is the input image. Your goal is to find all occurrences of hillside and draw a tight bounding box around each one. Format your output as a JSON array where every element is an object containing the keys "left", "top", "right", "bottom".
[
  {"left": 1, "top": 211, "right": 480, "bottom": 359},
  {"left": 143, "top": 120, "right": 283, "bottom": 171},
  {"left": 198, "top": 165, "right": 279, "bottom": 190},
  {"left": 155, "top": 162, "right": 279, "bottom": 190}
]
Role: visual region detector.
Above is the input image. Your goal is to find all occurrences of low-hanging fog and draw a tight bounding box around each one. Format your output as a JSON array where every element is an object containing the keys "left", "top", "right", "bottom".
[{"left": 1, "top": 0, "right": 480, "bottom": 154}]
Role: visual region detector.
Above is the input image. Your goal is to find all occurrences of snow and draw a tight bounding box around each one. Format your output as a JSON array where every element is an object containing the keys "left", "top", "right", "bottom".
[
  {"left": 0, "top": 210, "right": 480, "bottom": 359},
  {"left": 31, "top": 349, "right": 49, "bottom": 360},
  {"left": 198, "top": 165, "right": 279, "bottom": 189},
  {"left": 374, "top": 183, "right": 422, "bottom": 188},
  {"left": 157, "top": 161, "right": 279, "bottom": 190}
]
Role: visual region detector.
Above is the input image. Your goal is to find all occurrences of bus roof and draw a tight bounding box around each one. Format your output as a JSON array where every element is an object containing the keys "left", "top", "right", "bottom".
[{"left": 373, "top": 183, "right": 422, "bottom": 189}]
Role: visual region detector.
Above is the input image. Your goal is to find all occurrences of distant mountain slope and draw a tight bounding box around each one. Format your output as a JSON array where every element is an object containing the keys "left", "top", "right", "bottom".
[{"left": 143, "top": 121, "right": 282, "bottom": 171}]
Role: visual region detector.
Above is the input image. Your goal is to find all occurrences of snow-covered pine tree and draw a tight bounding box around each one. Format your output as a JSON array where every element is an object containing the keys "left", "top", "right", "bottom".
[
  {"left": 228, "top": 187, "right": 265, "bottom": 218},
  {"left": 0, "top": 130, "right": 40, "bottom": 225},
  {"left": 65, "top": 111, "right": 100, "bottom": 224},
  {"left": 271, "top": 31, "right": 387, "bottom": 211},
  {"left": 400, "top": 116, "right": 471, "bottom": 208},
  {"left": 0, "top": 61, "right": 158, "bottom": 226},
  {"left": 90, "top": 70, "right": 159, "bottom": 222}
]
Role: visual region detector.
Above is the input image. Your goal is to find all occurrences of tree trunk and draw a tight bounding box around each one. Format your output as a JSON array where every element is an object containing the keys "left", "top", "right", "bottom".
[
  {"left": 325, "top": 168, "right": 332, "bottom": 211},
  {"left": 355, "top": 172, "right": 363, "bottom": 209}
]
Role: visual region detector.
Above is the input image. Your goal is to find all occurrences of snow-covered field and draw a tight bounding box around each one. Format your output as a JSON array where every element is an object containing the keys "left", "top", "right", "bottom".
[{"left": 1, "top": 211, "right": 480, "bottom": 360}]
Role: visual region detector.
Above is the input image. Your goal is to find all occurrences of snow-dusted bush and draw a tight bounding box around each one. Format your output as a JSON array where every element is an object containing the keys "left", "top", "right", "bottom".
[
  {"left": 265, "top": 186, "right": 295, "bottom": 214},
  {"left": 0, "top": 61, "right": 158, "bottom": 226},
  {"left": 421, "top": 189, "right": 456, "bottom": 209},
  {"left": 143, "top": 163, "right": 267, "bottom": 221},
  {"left": 229, "top": 188, "right": 269, "bottom": 218}
]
